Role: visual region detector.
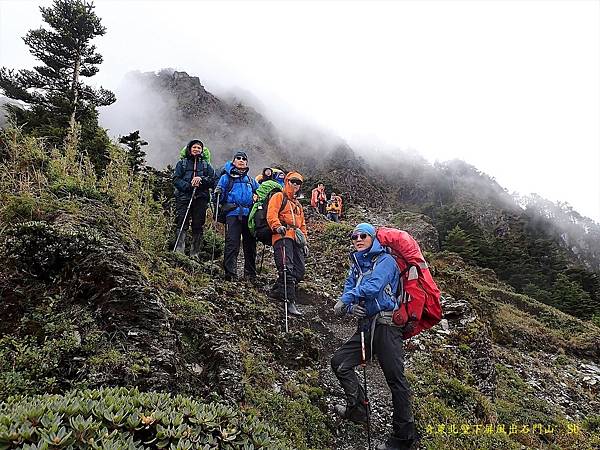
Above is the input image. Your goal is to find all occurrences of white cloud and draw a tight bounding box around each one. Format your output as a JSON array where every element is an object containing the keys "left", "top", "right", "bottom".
[{"left": 1, "top": 0, "right": 598, "bottom": 220}]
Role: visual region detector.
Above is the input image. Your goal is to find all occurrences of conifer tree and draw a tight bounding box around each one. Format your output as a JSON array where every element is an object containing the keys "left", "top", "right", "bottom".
[
  {"left": 119, "top": 130, "right": 148, "bottom": 173},
  {"left": 443, "top": 225, "right": 480, "bottom": 263},
  {"left": 0, "top": 0, "right": 114, "bottom": 170},
  {"left": 551, "top": 273, "right": 595, "bottom": 318}
]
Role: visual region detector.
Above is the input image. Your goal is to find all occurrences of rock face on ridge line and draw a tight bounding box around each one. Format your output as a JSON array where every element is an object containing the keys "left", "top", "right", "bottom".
[{"left": 109, "top": 70, "right": 288, "bottom": 169}]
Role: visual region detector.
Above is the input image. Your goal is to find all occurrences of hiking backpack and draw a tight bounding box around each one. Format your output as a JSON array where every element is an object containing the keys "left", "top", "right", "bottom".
[
  {"left": 251, "top": 183, "right": 288, "bottom": 245},
  {"left": 376, "top": 227, "right": 443, "bottom": 339}
]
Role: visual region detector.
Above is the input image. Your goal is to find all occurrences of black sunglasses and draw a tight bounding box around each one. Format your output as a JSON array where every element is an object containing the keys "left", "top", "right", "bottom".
[
  {"left": 351, "top": 232, "right": 369, "bottom": 241},
  {"left": 234, "top": 156, "right": 247, "bottom": 161},
  {"left": 289, "top": 179, "right": 303, "bottom": 186}
]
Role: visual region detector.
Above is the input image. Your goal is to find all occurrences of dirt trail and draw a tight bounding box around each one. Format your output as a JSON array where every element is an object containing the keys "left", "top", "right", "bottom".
[{"left": 295, "top": 288, "right": 401, "bottom": 450}]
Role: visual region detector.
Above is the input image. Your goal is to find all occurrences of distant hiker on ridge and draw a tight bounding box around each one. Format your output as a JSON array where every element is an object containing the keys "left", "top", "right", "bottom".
[
  {"left": 173, "top": 139, "right": 217, "bottom": 258},
  {"left": 331, "top": 223, "right": 417, "bottom": 450},
  {"left": 326, "top": 192, "right": 342, "bottom": 222},
  {"left": 311, "top": 182, "right": 327, "bottom": 215},
  {"left": 214, "top": 150, "right": 259, "bottom": 281},
  {"left": 267, "top": 171, "right": 308, "bottom": 316}
]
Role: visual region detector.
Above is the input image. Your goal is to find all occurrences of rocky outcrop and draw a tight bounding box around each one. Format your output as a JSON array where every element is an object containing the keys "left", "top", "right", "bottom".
[
  {"left": 0, "top": 202, "right": 179, "bottom": 393},
  {"left": 119, "top": 70, "right": 288, "bottom": 169}
]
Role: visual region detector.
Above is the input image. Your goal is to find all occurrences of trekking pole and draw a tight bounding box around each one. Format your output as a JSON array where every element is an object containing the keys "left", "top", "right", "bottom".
[
  {"left": 259, "top": 243, "right": 266, "bottom": 274},
  {"left": 173, "top": 187, "right": 197, "bottom": 252},
  {"left": 360, "top": 312, "right": 372, "bottom": 450},
  {"left": 210, "top": 191, "right": 221, "bottom": 277},
  {"left": 282, "top": 243, "right": 289, "bottom": 333}
]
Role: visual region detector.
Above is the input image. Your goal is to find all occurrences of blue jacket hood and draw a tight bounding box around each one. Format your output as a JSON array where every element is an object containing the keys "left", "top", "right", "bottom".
[{"left": 353, "top": 238, "right": 385, "bottom": 271}]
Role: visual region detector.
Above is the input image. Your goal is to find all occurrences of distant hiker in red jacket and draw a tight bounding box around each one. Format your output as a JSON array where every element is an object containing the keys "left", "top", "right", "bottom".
[{"left": 311, "top": 182, "right": 327, "bottom": 215}]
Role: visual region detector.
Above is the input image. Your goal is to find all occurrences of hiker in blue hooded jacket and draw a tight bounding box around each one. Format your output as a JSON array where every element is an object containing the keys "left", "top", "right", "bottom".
[
  {"left": 214, "top": 150, "right": 259, "bottom": 281},
  {"left": 331, "top": 223, "right": 417, "bottom": 450},
  {"left": 173, "top": 139, "right": 217, "bottom": 258}
]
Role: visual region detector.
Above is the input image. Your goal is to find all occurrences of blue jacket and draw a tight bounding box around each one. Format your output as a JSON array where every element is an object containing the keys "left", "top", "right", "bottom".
[
  {"left": 173, "top": 156, "right": 217, "bottom": 200},
  {"left": 341, "top": 238, "right": 399, "bottom": 318},
  {"left": 216, "top": 161, "right": 259, "bottom": 218}
]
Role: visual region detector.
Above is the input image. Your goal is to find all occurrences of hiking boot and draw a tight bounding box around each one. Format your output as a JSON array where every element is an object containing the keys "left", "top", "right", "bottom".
[
  {"left": 224, "top": 273, "right": 237, "bottom": 282},
  {"left": 174, "top": 237, "right": 186, "bottom": 254},
  {"left": 269, "top": 285, "right": 281, "bottom": 299},
  {"left": 286, "top": 301, "right": 302, "bottom": 316},
  {"left": 375, "top": 434, "right": 419, "bottom": 450},
  {"left": 190, "top": 233, "right": 203, "bottom": 258},
  {"left": 333, "top": 404, "right": 368, "bottom": 425}
]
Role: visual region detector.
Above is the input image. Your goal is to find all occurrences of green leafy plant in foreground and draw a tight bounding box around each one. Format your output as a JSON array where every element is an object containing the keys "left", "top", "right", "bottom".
[{"left": 0, "top": 387, "right": 289, "bottom": 449}]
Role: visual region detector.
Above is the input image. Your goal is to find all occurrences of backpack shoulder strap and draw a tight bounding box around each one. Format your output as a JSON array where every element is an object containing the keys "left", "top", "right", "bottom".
[
  {"left": 386, "top": 247, "right": 412, "bottom": 278},
  {"left": 279, "top": 194, "right": 288, "bottom": 214},
  {"left": 222, "top": 175, "right": 235, "bottom": 200}
]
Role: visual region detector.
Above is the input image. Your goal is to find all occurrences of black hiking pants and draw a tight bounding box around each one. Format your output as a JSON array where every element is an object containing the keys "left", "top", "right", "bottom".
[
  {"left": 331, "top": 323, "right": 416, "bottom": 441},
  {"left": 176, "top": 195, "right": 209, "bottom": 237},
  {"left": 273, "top": 238, "right": 305, "bottom": 301},
  {"left": 318, "top": 201, "right": 326, "bottom": 215},
  {"left": 224, "top": 215, "right": 256, "bottom": 278}
]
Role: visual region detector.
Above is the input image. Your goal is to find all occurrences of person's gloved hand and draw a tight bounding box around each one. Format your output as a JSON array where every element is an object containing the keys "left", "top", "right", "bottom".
[
  {"left": 200, "top": 176, "right": 211, "bottom": 185},
  {"left": 214, "top": 186, "right": 223, "bottom": 196},
  {"left": 303, "top": 246, "right": 309, "bottom": 257},
  {"left": 350, "top": 303, "right": 367, "bottom": 319},
  {"left": 333, "top": 300, "right": 347, "bottom": 316},
  {"left": 275, "top": 226, "right": 286, "bottom": 236}
]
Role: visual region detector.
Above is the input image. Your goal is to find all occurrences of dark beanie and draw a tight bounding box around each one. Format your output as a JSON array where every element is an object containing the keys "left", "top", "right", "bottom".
[
  {"left": 233, "top": 150, "right": 248, "bottom": 160},
  {"left": 187, "top": 139, "right": 204, "bottom": 150}
]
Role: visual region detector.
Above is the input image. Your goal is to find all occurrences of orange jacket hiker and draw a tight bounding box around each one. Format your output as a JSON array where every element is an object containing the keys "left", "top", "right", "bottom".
[
  {"left": 267, "top": 171, "right": 308, "bottom": 246},
  {"left": 311, "top": 184, "right": 327, "bottom": 208}
]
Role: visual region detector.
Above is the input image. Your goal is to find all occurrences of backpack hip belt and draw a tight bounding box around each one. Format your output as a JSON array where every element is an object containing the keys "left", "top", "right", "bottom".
[{"left": 375, "top": 311, "right": 402, "bottom": 328}]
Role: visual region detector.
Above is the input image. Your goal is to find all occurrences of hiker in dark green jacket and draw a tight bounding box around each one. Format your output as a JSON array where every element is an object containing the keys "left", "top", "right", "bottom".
[{"left": 173, "top": 139, "right": 217, "bottom": 258}]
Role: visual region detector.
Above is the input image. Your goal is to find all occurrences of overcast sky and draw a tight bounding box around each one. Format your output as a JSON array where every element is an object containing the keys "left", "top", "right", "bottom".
[{"left": 1, "top": 0, "right": 599, "bottom": 221}]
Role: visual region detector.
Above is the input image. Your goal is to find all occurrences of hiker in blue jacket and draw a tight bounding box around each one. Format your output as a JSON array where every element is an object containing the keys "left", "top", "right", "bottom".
[
  {"left": 331, "top": 223, "right": 417, "bottom": 450},
  {"left": 214, "top": 150, "right": 259, "bottom": 281},
  {"left": 173, "top": 139, "right": 217, "bottom": 258}
]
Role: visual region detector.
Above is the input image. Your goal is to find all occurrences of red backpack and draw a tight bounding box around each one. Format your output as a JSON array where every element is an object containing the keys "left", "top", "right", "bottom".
[{"left": 376, "top": 227, "right": 443, "bottom": 339}]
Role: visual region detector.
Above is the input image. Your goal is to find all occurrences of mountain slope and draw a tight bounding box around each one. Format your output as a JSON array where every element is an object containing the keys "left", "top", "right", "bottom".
[
  {"left": 108, "top": 70, "right": 600, "bottom": 277},
  {"left": 2, "top": 74, "right": 600, "bottom": 449}
]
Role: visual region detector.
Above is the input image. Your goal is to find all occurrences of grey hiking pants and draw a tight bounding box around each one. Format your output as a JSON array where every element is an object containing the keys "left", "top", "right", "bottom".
[{"left": 331, "top": 323, "right": 416, "bottom": 440}]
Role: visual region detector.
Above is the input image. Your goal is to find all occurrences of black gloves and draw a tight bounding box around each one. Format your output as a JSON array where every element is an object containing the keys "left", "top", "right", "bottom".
[
  {"left": 333, "top": 301, "right": 367, "bottom": 319},
  {"left": 350, "top": 304, "right": 367, "bottom": 319}
]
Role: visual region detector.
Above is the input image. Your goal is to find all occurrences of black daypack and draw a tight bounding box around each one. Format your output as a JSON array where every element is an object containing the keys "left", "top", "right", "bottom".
[{"left": 254, "top": 191, "right": 288, "bottom": 245}]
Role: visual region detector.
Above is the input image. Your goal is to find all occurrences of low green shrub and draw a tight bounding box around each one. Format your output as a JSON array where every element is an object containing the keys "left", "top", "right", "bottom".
[
  {"left": 0, "top": 387, "right": 289, "bottom": 449},
  {"left": 3, "top": 221, "right": 104, "bottom": 280}
]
